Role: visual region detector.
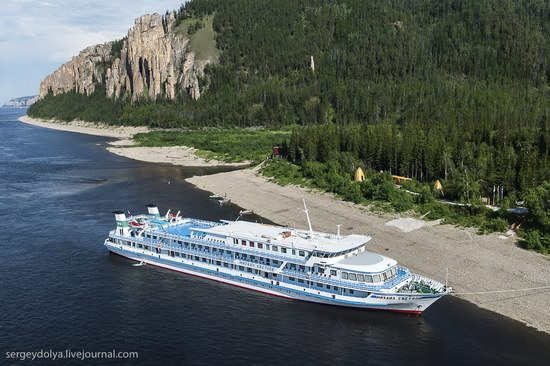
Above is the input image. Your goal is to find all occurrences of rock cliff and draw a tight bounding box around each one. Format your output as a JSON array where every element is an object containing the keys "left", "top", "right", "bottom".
[{"left": 39, "top": 13, "right": 213, "bottom": 102}]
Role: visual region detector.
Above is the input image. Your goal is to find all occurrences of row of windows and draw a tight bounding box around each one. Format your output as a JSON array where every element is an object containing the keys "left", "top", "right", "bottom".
[
  {"left": 341, "top": 267, "right": 398, "bottom": 284},
  {"left": 232, "top": 238, "right": 306, "bottom": 257},
  {"left": 119, "top": 239, "right": 286, "bottom": 270},
  {"left": 286, "top": 278, "right": 359, "bottom": 295},
  {"left": 140, "top": 234, "right": 309, "bottom": 259},
  {"left": 313, "top": 247, "right": 356, "bottom": 258}
]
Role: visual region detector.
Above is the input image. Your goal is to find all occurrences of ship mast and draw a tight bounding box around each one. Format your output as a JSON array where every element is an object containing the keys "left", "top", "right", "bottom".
[{"left": 302, "top": 198, "right": 314, "bottom": 238}]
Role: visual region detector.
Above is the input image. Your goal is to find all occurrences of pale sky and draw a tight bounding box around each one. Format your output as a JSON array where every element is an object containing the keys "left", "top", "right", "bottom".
[{"left": 0, "top": 0, "right": 185, "bottom": 104}]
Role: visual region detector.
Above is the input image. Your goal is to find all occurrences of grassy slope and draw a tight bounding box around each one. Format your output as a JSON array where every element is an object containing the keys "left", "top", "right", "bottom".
[{"left": 175, "top": 15, "right": 220, "bottom": 62}]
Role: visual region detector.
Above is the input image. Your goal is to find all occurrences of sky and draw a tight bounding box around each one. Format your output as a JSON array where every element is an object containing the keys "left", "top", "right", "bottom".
[{"left": 0, "top": 0, "right": 185, "bottom": 104}]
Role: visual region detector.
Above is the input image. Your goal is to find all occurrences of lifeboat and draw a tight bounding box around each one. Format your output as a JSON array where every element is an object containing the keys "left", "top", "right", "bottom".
[{"left": 129, "top": 220, "right": 145, "bottom": 228}]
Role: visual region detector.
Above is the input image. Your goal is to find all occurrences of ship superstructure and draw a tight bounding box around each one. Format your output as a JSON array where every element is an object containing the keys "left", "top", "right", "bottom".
[{"left": 105, "top": 205, "right": 450, "bottom": 313}]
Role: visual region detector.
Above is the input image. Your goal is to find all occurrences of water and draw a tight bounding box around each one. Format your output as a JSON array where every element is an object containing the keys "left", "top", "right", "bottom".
[{"left": 1, "top": 108, "right": 549, "bottom": 365}]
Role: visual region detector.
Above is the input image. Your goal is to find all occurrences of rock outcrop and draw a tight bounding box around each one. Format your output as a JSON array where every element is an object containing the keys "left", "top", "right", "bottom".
[
  {"left": 39, "top": 44, "right": 112, "bottom": 98},
  {"left": 39, "top": 13, "right": 213, "bottom": 102}
]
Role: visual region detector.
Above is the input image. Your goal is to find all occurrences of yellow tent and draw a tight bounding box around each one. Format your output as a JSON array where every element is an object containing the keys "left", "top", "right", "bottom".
[
  {"left": 434, "top": 180, "right": 443, "bottom": 190},
  {"left": 354, "top": 167, "right": 365, "bottom": 182}
]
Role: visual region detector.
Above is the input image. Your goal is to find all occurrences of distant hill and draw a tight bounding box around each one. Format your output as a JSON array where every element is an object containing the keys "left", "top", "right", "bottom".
[{"left": 3, "top": 95, "right": 38, "bottom": 108}]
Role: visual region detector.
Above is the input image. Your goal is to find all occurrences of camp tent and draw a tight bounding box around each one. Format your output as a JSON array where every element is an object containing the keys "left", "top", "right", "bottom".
[{"left": 354, "top": 167, "right": 365, "bottom": 182}]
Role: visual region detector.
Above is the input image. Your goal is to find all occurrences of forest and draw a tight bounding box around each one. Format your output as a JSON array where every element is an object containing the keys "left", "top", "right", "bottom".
[{"left": 28, "top": 0, "right": 550, "bottom": 251}]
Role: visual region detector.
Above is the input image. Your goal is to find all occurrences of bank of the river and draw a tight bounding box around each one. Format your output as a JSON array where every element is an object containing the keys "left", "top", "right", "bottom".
[
  {"left": 187, "top": 166, "right": 550, "bottom": 334},
  {"left": 19, "top": 116, "right": 248, "bottom": 167}
]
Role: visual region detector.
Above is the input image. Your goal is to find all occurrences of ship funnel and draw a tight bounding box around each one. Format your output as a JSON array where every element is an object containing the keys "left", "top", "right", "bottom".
[
  {"left": 113, "top": 211, "right": 131, "bottom": 236},
  {"left": 146, "top": 204, "right": 161, "bottom": 218}
]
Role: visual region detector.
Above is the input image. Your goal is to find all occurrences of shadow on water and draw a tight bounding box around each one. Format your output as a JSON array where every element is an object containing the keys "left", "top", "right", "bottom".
[{"left": 1, "top": 109, "right": 550, "bottom": 366}]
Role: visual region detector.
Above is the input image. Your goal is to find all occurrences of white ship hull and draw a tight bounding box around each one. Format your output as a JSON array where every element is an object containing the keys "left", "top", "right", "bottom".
[{"left": 106, "top": 243, "right": 444, "bottom": 314}]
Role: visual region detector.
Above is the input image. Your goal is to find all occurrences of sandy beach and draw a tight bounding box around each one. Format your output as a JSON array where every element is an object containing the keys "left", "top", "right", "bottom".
[
  {"left": 19, "top": 116, "right": 248, "bottom": 167},
  {"left": 188, "top": 166, "right": 550, "bottom": 334}
]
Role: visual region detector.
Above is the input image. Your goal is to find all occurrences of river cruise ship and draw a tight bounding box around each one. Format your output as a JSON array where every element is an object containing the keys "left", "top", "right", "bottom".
[{"left": 105, "top": 204, "right": 450, "bottom": 313}]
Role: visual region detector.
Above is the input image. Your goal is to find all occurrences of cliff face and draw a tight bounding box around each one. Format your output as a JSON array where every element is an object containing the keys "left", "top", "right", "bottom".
[
  {"left": 39, "top": 44, "right": 112, "bottom": 98},
  {"left": 39, "top": 13, "right": 212, "bottom": 102}
]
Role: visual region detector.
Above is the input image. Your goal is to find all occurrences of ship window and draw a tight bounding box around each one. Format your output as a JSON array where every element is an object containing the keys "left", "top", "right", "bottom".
[
  {"left": 366, "top": 275, "right": 373, "bottom": 283},
  {"left": 326, "top": 285, "right": 331, "bottom": 289},
  {"left": 144, "top": 246, "right": 149, "bottom": 250},
  {"left": 318, "top": 268, "right": 325, "bottom": 274},
  {"left": 292, "top": 250, "right": 296, "bottom": 255},
  {"left": 289, "top": 277, "right": 295, "bottom": 281},
  {"left": 373, "top": 274, "right": 381, "bottom": 282},
  {"left": 175, "top": 252, "right": 180, "bottom": 257},
  {"left": 249, "top": 242, "right": 255, "bottom": 247},
  {"left": 152, "top": 236, "right": 157, "bottom": 239},
  {"left": 390, "top": 267, "right": 397, "bottom": 276},
  {"left": 257, "top": 243, "right": 263, "bottom": 249},
  {"left": 349, "top": 273, "right": 357, "bottom": 281},
  {"left": 178, "top": 240, "right": 182, "bottom": 244},
  {"left": 334, "top": 286, "right": 338, "bottom": 291},
  {"left": 250, "top": 255, "right": 256, "bottom": 260},
  {"left": 298, "top": 279, "right": 304, "bottom": 283},
  {"left": 239, "top": 266, "right": 245, "bottom": 271},
  {"left": 382, "top": 272, "right": 388, "bottom": 281},
  {"left": 241, "top": 240, "right": 246, "bottom": 246},
  {"left": 299, "top": 250, "right": 305, "bottom": 257},
  {"left": 138, "top": 244, "right": 143, "bottom": 249},
  {"left": 227, "top": 251, "right": 232, "bottom": 255},
  {"left": 357, "top": 274, "right": 365, "bottom": 281},
  {"left": 216, "top": 261, "right": 221, "bottom": 265},
  {"left": 341, "top": 272, "right": 348, "bottom": 280},
  {"left": 349, "top": 289, "right": 354, "bottom": 294},
  {"left": 299, "top": 265, "right": 305, "bottom": 271},
  {"left": 272, "top": 246, "right": 278, "bottom": 252},
  {"left": 281, "top": 248, "right": 287, "bottom": 253},
  {"left": 246, "top": 268, "right": 252, "bottom": 273}
]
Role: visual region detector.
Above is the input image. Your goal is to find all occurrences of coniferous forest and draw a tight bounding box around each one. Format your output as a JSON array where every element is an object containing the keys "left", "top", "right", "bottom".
[{"left": 29, "top": 0, "right": 550, "bottom": 251}]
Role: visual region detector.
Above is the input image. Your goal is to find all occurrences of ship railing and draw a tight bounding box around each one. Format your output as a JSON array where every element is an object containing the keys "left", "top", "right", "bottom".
[
  {"left": 109, "top": 232, "right": 308, "bottom": 265},
  {"left": 410, "top": 274, "right": 446, "bottom": 292},
  {"left": 281, "top": 267, "right": 411, "bottom": 292},
  {"left": 108, "top": 234, "right": 283, "bottom": 270}
]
